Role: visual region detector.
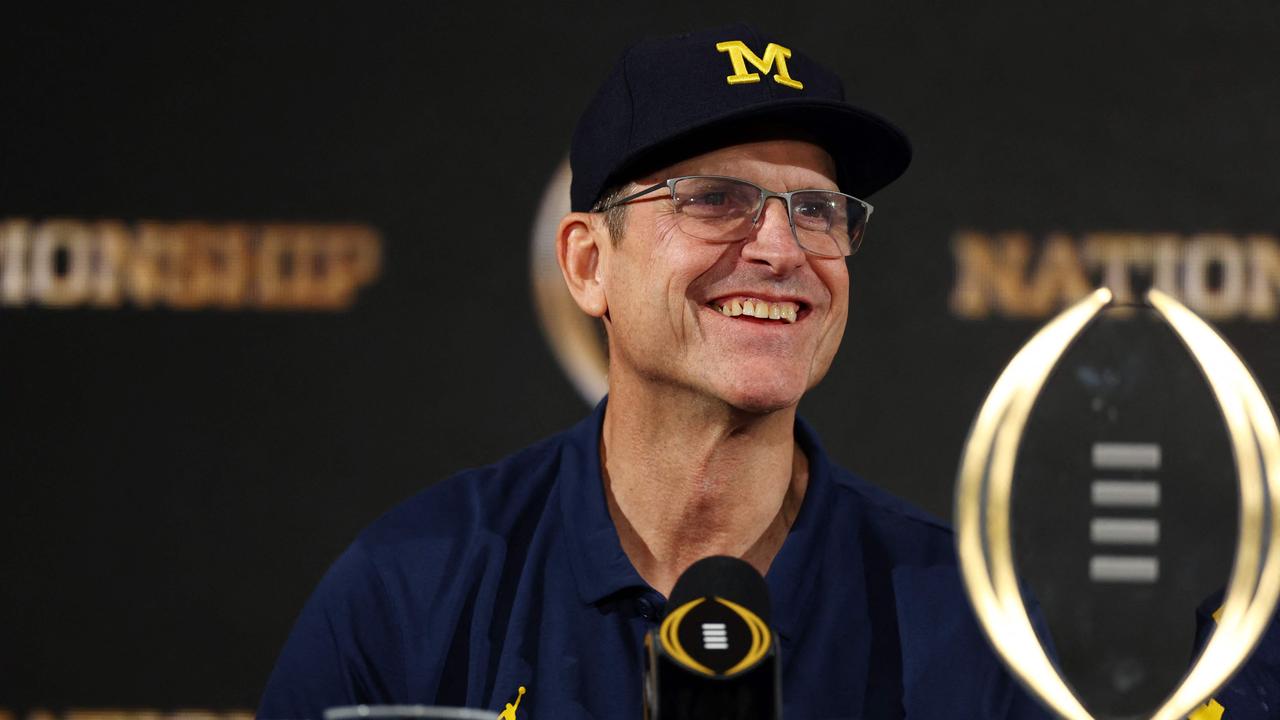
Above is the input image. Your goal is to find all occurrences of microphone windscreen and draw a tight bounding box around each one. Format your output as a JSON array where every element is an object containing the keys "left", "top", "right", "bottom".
[{"left": 667, "top": 555, "right": 772, "bottom": 623}]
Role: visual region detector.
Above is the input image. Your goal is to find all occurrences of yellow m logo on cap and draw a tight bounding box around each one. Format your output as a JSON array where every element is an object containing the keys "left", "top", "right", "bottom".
[{"left": 715, "top": 40, "right": 804, "bottom": 89}]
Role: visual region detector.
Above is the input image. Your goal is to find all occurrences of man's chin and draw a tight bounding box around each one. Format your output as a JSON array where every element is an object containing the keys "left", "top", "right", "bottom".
[{"left": 716, "top": 381, "right": 807, "bottom": 416}]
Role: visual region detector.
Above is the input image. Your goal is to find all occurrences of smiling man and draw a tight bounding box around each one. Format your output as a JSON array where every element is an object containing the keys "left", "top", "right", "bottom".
[
  {"left": 259, "top": 23, "right": 1051, "bottom": 720},
  {"left": 559, "top": 138, "right": 856, "bottom": 598}
]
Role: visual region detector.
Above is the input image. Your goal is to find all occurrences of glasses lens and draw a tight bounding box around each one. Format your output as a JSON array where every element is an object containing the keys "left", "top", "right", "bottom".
[
  {"left": 791, "top": 191, "right": 868, "bottom": 257},
  {"left": 670, "top": 177, "right": 760, "bottom": 241},
  {"left": 669, "top": 178, "right": 871, "bottom": 257}
]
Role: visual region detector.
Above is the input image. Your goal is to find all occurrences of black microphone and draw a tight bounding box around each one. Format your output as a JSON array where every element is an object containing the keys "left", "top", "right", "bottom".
[{"left": 643, "top": 556, "right": 782, "bottom": 720}]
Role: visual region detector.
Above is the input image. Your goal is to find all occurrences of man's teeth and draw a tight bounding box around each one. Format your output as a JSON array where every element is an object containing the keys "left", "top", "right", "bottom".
[{"left": 717, "top": 298, "right": 799, "bottom": 323}]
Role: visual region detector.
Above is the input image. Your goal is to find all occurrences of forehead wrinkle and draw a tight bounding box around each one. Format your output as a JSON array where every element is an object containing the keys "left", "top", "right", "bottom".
[
  {"left": 660, "top": 140, "right": 838, "bottom": 191},
  {"left": 711, "top": 161, "right": 836, "bottom": 193}
]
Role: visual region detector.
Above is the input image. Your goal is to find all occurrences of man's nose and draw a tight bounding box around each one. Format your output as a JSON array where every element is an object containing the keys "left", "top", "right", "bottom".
[{"left": 741, "top": 196, "right": 806, "bottom": 274}]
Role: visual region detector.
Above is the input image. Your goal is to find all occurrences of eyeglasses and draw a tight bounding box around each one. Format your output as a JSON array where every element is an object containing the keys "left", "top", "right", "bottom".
[{"left": 597, "top": 175, "right": 874, "bottom": 258}]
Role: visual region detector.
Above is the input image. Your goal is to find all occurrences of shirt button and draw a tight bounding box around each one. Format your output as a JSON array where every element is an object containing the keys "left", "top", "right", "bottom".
[{"left": 636, "top": 597, "right": 655, "bottom": 619}]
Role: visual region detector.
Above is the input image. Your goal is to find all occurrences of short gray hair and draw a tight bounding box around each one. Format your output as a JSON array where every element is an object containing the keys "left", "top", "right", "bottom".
[{"left": 590, "top": 184, "right": 630, "bottom": 245}]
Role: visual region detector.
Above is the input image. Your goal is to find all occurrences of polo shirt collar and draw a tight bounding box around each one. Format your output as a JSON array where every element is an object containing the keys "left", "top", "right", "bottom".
[
  {"left": 559, "top": 397, "right": 844, "bottom": 626},
  {"left": 765, "top": 415, "right": 846, "bottom": 641},
  {"left": 560, "top": 397, "right": 650, "bottom": 605}
]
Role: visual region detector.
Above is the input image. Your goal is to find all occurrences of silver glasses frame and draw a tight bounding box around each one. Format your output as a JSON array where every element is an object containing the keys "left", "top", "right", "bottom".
[{"left": 597, "top": 175, "right": 875, "bottom": 258}]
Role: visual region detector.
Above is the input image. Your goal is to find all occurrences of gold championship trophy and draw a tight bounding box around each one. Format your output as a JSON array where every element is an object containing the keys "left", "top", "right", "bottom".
[{"left": 955, "top": 288, "right": 1280, "bottom": 719}]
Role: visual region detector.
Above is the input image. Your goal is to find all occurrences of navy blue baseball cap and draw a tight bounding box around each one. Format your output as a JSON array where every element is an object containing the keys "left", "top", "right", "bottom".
[{"left": 569, "top": 22, "right": 912, "bottom": 212}]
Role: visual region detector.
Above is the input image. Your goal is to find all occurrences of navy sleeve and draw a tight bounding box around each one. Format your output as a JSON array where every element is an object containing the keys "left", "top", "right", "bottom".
[
  {"left": 893, "top": 565, "right": 1056, "bottom": 719},
  {"left": 1190, "top": 590, "right": 1280, "bottom": 719},
  {"left": 258, "top": 540, "right": 407, "bottom": 720}
]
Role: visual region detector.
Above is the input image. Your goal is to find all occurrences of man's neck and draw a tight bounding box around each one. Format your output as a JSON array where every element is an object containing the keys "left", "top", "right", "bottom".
[{"left": 600, "top": 381, "right": 810, "bottom": 598}]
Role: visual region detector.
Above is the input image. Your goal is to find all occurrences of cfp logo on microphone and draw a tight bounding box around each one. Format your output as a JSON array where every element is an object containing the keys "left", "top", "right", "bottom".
[
  {"left": 701, "top": 622, "right": 729, "bottom": 651},
  {"left": 955, "top": 288, "right": 1280, "bottom": 720},
  {"left": 659, "top": 597, "right": 770, "bottom": 677}
]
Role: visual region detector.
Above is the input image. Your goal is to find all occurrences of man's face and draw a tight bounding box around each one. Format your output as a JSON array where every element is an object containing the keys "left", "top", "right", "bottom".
[{"left": 600, "top": 138, "right": 850, "bottom": 414}]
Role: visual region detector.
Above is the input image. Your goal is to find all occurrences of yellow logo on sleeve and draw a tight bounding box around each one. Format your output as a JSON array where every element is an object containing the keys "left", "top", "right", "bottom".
[
  {"left": 1187, "top": 698, "right": 1224, "bottom": 720},
  {"left": 496, "top": 686, "right": 525, "bottom": 720},
  {"left": 1185, "top": 607, "right": 1225, "bottom": 719},
  {"left": 714, "top": 41, "right": 803, "bottom": 89}
]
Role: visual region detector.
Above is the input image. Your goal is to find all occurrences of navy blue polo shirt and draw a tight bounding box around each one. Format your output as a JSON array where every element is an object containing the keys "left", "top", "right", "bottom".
[{"left": 259, "top": 399, "right": 1052, "bottom": 719}]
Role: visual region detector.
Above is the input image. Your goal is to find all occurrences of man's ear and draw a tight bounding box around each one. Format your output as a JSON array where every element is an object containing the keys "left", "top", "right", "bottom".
[{"left": 557, "top": 212, "right": 609, "bottom": 318}]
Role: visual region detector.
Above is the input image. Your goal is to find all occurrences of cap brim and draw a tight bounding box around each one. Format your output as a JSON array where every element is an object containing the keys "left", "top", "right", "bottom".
[{"left": 607, "top": 98, "right": 912, "bottom": 200}]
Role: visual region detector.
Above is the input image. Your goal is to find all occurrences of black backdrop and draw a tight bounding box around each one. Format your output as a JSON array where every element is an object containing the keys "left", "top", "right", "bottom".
[{"left": 3, "top": 1, "right": 1279, "bottom": 714}]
